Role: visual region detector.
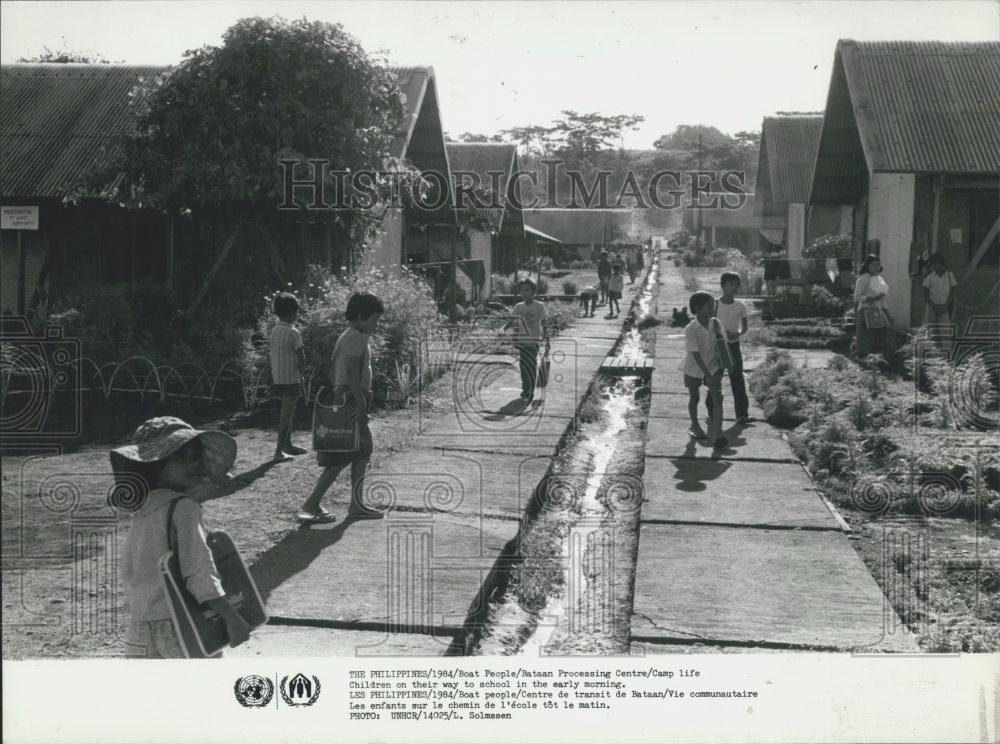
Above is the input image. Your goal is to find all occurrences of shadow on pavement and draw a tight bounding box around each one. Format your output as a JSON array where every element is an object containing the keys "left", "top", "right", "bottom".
[
  {"left": 482, "top": 397, "right": 532, "bottom": 421},
  {"left": 201, "top": 459, "right": 282, "bottom": 503},
  {"left": 672, "top": 439, "right": 733, "bottom": 492},
  {"left": 249, "top": 519, "right": 355, "bottom": 603}
]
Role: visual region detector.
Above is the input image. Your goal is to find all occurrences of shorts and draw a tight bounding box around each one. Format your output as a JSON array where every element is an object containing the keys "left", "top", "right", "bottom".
[
  {"left": 684, "top": 373, "right": 721, "bottom": 391},
  {"left": 271, "top": 383, "right": 302, "bottom": 399},
  {"left": 316, "top": 420, "right": 374, "bottom": 467},
  {"left": 599, "top": 277, "right": 610, "bottom": 289},
  {"left": 608, "top": 290, "right": 622, "bottom": 300}
]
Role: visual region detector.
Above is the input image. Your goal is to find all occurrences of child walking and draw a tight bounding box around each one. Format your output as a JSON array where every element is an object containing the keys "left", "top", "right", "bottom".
[
  {"left": 299, "top": 292, "right": 386, "bottom": 523},
  {"left": 579, "top": 284, "right": 598, "bottom": 317},
  {"left": 112, "top": 416, "right": 250, "bottom": 658},
  {"left": 681, "top": 292, "right": 728, "bottom": 450},
  {"left": 269, "top": 292, "right": 308, "bottom": 461},
  {"left": 712, "top": 272, "right": 752, "bottom": 425},
  {"left": 503, "top": 278, "right": 547, "bottom": 402},
  {"left": 607, "top": 265, "right": 624, "bottom": 317}
]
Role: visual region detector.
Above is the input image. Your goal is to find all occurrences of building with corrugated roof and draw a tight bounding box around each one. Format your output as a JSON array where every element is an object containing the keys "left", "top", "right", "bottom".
[
  {"left": 0, "top": 63, "right": 457, "bottom": 316},
  {"left": 521, "top": 208, "right": 633, "bottom": 264},
  {"left": 754, "top": 115, "right": 849, "bottom": 260},
  {"left": 375, "top": 66, "right": 457, "bottom": 274},
  {"left": 443, "top": 141, "right": 525, "bottom": 295},
  {"left": 809, "top": 39, "right": 1000, "bottom": 330},
  {"left": 0, "top": 64, "right": 171, "bottom": 315},
  {"left": 683, "top": 194, "right": 784, "bottom": 253}
]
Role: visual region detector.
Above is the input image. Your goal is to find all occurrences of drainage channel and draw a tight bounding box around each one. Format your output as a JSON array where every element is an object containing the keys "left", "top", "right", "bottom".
[{"left": 450, "top": 255, "right": 660, "bottom": 656}]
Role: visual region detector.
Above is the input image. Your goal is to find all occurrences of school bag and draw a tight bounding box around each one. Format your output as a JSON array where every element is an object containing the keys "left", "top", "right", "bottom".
[
  {"left": 712, "top": 301, "right": 735, "bottom": 372},
  {"left": 158, "top": 497, "right": 268, "bottom": 658},
  {"left": 536, "top": 339, "right": 552, "bottom": 388},
  {"left": 312, "top": 333, "right": 363, "bottom": 453}
]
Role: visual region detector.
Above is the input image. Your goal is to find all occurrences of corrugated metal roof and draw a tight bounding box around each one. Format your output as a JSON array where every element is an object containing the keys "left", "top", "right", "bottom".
[
  {"left": 1, "top": 64, "right": 167, "bottom": 197},
  {"left": 446, "top": 142, "right": 517, "bottom": 228},
  {"left": 840, "top": 40, "right": 1000, "bottom": 173},
  {"left": 2, "top": 63, "right": 451, "bottom": 204},
  {"left": 697, "top": 194, "right": 786, "bottom": 229},
  {"left": 389, "top": 66, "right": 433, "bottom": 161},
  {"left": 389, "top": 65, "right": 454, "bottom": 225},
  {"left": 522, "top": 209, "right": 632, "bottom": 245},
  {"left": 524, "top": 224, "right": 563, "bottom": 244},
  {"left": 760, "top": 116, "right": 823, "bottom": 204}
]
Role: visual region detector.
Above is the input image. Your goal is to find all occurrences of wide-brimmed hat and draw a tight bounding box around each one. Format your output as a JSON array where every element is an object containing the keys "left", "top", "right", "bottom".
[{"left": 110, "top": 416, "right": 237, "bottom": 480}]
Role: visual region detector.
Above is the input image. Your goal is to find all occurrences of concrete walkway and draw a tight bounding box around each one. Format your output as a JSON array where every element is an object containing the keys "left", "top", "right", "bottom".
[
  {"left": 631, "top": 256, "right": 917, "bottom": 652},
  {"left": 232, "top": 280, "right": 647, "bottom": 657}
]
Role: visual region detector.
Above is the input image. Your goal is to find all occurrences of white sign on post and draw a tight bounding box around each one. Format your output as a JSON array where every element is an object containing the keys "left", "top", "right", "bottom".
[{"left": 1, "top": 206, "right": 40, "bottom": 230}]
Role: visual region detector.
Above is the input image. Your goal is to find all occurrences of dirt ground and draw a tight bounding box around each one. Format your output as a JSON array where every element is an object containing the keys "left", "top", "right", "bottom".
[{"left": 0, "top": 367, "right": 488, "bottom": 660}]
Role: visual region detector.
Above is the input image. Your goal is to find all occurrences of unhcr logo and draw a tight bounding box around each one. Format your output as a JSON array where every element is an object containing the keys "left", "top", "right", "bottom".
[{"left": 280, "top": 674, "right": 321, "bottom": 707}]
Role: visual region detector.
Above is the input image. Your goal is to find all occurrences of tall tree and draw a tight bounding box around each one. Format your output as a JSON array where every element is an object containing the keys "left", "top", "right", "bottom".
[{"left": 99, "top": 17, "right": 411, "bottom": 312}]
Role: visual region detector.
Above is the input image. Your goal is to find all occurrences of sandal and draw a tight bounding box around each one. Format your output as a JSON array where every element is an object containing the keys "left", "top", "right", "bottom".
[{"left": 297, "top": 509, "right": 336, "bottom": 524}]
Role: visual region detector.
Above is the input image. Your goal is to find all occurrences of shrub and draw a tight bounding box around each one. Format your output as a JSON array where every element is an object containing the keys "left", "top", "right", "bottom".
[
  {"left": 259, "top": 262, "right": 446, "bottom": 404},
  {"left": 803, "top": 234, "right": 852, "bottom": 260},
  {"left": 681, "top": 250, "right": 700, "bottom": 267},
  {"left": 561, "top": 279, "right": 578, "bottom": 295},
  {"left": 808, "top": 416, "right": 858, "bottom": 475},
  {"left": 544, "top": 302, "right": 578, "bottom": 334},
  {"left": 568, "top": 259, "right": 595, "bottom": 270},
  {"left": 493, "top": 274, "right": 514, "bottom": 295},
  {"left": 811, "top": 285, "right": 848, "bottom": 317},
  {"left": 540, "top": 256, "right": 554, "bottom": 271},
  {"left": 727, "top": 253, "right": 765, "bottom": 295},
  {"left": 708, "top": 248, "right": 729, "bottom": 268}
]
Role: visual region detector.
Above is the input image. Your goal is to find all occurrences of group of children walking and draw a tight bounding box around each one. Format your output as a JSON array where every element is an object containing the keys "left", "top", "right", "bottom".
[
  {"left": 113, "top": 289, "right": 386, "bottom": 658},
  {"left": 116, "top": 252, "right": 758, "bottom": 659},
  {"left": 112, "top": 278, "right": 560, "bottom": 658},
  {"left": 642, "top": 270, "right": 753, "bottom": 451},
  {"left": 682, "top": 272, "right": 752, "bottom": 450}
]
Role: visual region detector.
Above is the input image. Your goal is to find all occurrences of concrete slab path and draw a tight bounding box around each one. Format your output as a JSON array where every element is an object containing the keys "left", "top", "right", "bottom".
[
  {"left": 632, "top": 254, "right": 917, "bottom": 652},
  {"left": 241, "top": 274, "right": 650, "bottom": 656}
]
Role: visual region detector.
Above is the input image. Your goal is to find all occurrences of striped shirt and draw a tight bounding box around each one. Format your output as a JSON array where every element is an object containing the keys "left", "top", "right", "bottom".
[{"left": 269, "top": 321, "right": 304, "bottom": 384}]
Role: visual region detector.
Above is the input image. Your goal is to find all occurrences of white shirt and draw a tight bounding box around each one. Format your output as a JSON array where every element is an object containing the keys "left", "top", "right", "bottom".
[
  {"left": 923, "top": 271, "right": 957, "bottom": 305},
  {"left": 680, "top": 318, "right": 722, "bottom": 378},
  {"left": 511, "top": 301, "right": 547, "bottom": 343},
  {"left": 854, "top": 274, "right": 889, "bottom": 309},
  {"left": 714, "top": 298, "right": 748, "bottom": 342},
  {"left": 122, "top": 490, "right": 225, "bottom": 622}
]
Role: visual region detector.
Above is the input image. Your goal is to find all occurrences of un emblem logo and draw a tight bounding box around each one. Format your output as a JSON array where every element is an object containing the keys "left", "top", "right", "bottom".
[
  {"left": 234, "top": 675, "right": 274, "bottom": 708},
  {"left": 280, "top": 673, "right": 321, "bottom": 707}
]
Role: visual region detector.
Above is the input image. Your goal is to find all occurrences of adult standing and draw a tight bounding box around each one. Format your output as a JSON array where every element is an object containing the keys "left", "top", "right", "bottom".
[
  {"left": 626, "top": 246, "right": 638, "bottom": 284},
  {"left": 853, "top": 254, "right": 890, "bottom": 358},
  {"left": 597, "top": 251, "right": 612, "bottom": 306}
]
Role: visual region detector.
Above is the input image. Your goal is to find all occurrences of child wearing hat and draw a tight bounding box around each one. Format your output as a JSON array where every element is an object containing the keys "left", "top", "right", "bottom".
[{"left": 111, "top": 416, "right": 250, "bottom": 658}]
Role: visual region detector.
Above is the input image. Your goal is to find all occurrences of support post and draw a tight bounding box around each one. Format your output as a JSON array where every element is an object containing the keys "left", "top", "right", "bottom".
[
  {"left": 17, "top": 231, "right": 25, "bottom": 315},
  {"left": 930, "top": 175, "right": 942, "bottom": 256},
  {"left": 166, "top": 215, "right": 174, "bottom": 291},
  {"left": 449, "top": 230, "right": 458, "bottom": 322}
]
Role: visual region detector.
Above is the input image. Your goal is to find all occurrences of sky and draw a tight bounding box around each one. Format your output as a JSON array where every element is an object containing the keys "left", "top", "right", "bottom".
[{"left": 2, "top": 1, "right": 998, "bottom": 149}]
